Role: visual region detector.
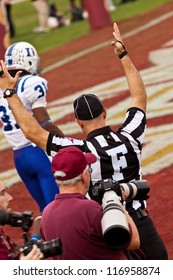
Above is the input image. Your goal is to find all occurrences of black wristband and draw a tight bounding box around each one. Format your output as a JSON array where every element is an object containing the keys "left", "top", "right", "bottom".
[
  {"left": 116, "top": 39, "right": 128, "bottom": 59},
  {"left": 119, "top": 50, "right": 128, "bottom": 59}
]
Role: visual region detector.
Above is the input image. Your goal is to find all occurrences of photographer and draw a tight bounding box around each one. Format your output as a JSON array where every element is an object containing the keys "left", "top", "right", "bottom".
[
  {"left": 0, "top": 180, "right": 44, "bottom": 260},
  {"left": 40, "top": 146, "right": 140, "bottom": 260}
]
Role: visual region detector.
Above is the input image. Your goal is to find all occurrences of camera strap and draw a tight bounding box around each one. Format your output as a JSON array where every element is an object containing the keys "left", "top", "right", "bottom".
[
  {"left": 0, "top": 227, "right": 18, "bottom": 259},
  {"left": 125, "top": 201, "right": 148, "bottom": 219},
  {"left": 136, "top": 207, "right": 148, "bottom": 219},
  {"left": 125, "top": 200, "right": 134, "bottom": 211}
]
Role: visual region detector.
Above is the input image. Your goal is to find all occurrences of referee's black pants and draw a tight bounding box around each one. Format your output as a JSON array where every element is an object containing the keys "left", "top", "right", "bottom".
[{"left": 128, "top": 209, "right": 168, "bottom": 260}]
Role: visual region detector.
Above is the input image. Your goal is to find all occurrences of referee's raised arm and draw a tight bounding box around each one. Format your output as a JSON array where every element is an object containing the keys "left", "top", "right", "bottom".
[{"left": 111, "top": 22, "right": 147, "bottom": 113}]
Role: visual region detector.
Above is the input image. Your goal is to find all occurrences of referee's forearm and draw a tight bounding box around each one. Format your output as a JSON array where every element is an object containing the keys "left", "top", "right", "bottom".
[
  {"left": 7, "top": 94, "right": 48, "bottom": 150},
  {"left": 120, "top": 55, "right": 147, "bottom": 112}
]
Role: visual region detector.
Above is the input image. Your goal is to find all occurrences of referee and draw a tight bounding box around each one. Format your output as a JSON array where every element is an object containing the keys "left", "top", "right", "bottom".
[{"left": 0, "top": 22, "right": 168, "bottom": 260}]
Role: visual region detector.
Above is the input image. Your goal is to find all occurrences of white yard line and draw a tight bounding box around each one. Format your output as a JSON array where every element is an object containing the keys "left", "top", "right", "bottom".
[{"left": 42, "top": 11, "right": 173, "bottom": 74}]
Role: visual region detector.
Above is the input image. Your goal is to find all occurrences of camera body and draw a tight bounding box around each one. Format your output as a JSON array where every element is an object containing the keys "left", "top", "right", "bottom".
[
  {"left": 89, "top": 179, "right": 150, "bottom": 249},
  {"left": 0, "top": 209, "right": 63, "bottom": 259},
  {"left": 22, "top": 237, "right": 63, "bottom": 259}
]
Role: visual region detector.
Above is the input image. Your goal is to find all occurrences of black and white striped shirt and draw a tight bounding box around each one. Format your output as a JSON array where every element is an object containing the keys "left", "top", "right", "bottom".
[{"left": 47, "top": 107, "right": 146, "bottom": 209}]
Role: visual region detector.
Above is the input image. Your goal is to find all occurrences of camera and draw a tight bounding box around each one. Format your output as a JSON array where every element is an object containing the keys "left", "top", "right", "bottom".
[
  {"left": 0, "top": 209, "right": 63, "bottom": 259},
  {"left": 89, "top": 179, "right": 150, "bottom": 249},
  {"left": 22, "top": 238, "right": 63, "bottom": 259},
  {"left": 89, "top": 179, "right": 150, "bottom": 204}
]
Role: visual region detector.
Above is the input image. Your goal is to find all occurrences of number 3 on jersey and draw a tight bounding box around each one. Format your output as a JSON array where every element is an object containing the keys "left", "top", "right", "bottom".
[{"left": 0, "top": 105, "right": 19, "bottom": 131}]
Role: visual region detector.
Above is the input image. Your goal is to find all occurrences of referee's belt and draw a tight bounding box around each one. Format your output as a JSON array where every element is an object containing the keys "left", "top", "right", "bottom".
[{"left": 135, "top": 207, "right": 148, "bottom": 219}]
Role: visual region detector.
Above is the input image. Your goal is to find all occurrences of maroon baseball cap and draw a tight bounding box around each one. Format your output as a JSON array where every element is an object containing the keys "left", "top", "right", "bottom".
[
  {"left": 52, "top": 146, "right": 97, "bottom": 180},
  {"left": 73, "top": 94, "right": 104, "bottom": 120}
]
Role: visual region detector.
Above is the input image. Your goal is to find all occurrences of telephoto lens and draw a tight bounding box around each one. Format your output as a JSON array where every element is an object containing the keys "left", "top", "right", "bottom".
[
  {"left": 119, "top": 180, "right": 150, "bottom": 200},
  {"left": 101, "top": 191, "right": 131, "bottom": 249}
]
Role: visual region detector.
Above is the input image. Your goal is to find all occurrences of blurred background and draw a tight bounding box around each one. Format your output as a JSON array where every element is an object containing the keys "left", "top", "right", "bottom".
[{"left": 4, "top": 0, "right": 172, "bottom": 53}]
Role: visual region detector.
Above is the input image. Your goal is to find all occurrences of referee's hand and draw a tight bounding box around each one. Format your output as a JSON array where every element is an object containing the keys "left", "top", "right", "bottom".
[
  {"left": 0, "top": 60, "right": 22, "bottom": 91},
  {"left": 111, "top": 23, "right": 126, "bottom": 57}
]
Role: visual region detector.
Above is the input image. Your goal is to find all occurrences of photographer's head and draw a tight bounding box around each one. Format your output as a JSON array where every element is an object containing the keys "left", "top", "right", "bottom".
[
  {"left": 52, "top": 146, "right": 96, "bottom": 194},
  {"left": 0, "top": 181, "right": 13, "bottom": 212},
  {"left": 73, "top": 94, "right": 107, "bottom": 134}
]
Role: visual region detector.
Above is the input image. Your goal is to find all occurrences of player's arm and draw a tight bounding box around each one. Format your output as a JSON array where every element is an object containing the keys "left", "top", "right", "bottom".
[
  {"left": 111, "top": 22, "right": 147, "bottom": 113},
  {"left": 32, "top": 106, "right": 65, "bottom": 136},
  {"left": 29, "top": 77, "right": 65, "bottom": 136},
  {"left": 0, "top": 60, "right": 48, "bottom": 150}
]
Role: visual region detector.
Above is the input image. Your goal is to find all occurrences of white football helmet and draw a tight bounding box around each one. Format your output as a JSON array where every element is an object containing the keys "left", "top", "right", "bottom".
[{"left": 5, "top": 42, "right": 41, "bottom": 75}]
